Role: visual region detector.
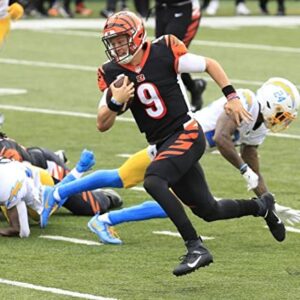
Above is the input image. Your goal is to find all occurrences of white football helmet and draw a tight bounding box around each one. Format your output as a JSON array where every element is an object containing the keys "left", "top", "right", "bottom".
[{"left": 256, "top": 77, "right": 300, "bottom": 132}]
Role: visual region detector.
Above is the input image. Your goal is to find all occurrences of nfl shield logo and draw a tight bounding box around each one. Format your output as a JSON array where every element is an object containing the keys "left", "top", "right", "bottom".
[{"left": 136, "top": 74, "right": 145, "bottom": 83}]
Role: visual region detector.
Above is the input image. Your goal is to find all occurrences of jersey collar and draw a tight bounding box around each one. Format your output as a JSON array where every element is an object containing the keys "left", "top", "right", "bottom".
[{"left": 119, "top": 40, "right": 151, "bottom": 74}]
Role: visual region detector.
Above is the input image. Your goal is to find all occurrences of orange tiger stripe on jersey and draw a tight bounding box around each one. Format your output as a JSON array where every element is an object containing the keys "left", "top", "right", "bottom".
[
  {"left": 165, "top": 35, "right": 188, "bottom": 73},
  {"left": 170, "top": 140, "right": 193, "bottom": 150},
  {"left": 155, "top": 150, "right": 184, "bottom": 161},
  {"left": 178, "top": 132, "right": 199, "bottom": 140},
  {"left": 87, "top": 191, "right": 100, "bottom": 213},
  {"left": 82, "top": 192, "right": 88, "bottom": 202},
  {"left": 154, "top": 120, "right": 199, "bottom": 161},
  {"left": 98, "top": 67, "right": 107, "bottom": 92}
]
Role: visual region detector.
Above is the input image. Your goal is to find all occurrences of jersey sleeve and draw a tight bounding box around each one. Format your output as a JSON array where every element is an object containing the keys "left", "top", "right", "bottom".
[
  {"left": 164, "top": 35, "right": 188, "bottom": 73},
  {"left": 97, "top": 66, "right": 108, "bottom": 92},
  {"left": 0, "top": 160, "right": 27, "bottom": 209}
]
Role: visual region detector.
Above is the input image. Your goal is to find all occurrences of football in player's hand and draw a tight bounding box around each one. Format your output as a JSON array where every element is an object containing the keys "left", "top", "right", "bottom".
[{"left": 106, "top": 76, "right": 133, "bottom": 115}]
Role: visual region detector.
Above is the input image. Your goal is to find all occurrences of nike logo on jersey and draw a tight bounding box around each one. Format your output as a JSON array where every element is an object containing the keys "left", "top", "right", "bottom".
[{"left": 174, "top": 13, "right": 183, "bottom": 18}]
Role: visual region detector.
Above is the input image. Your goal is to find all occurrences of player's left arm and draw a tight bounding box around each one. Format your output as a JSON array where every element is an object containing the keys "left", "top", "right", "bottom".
[{"left": 175, "top": 41, "right": 252, "bottom": 124}]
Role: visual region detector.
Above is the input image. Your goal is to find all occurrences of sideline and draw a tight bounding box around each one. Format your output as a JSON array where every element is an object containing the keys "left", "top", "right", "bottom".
[{"left": 11, "top": 16, "right": 300, "bottom": 30}]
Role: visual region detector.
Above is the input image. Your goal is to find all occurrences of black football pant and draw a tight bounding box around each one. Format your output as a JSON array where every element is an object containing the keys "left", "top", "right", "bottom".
[{"left": 144, "top": 120, "right": 259, "bottom": 242}]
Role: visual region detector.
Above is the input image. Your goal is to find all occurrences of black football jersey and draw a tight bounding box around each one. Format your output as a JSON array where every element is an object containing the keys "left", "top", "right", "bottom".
[{"left": 99, "top": 35, "right": 191, "bottom": 144}]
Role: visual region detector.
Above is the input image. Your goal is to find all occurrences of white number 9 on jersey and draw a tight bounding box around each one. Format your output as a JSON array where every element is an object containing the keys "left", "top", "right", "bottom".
[{"left": 137, "top": 83, "right": 167, "bottom": 119}]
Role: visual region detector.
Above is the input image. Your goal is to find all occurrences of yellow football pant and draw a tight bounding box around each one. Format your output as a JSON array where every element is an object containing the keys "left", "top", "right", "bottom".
[
  {"left": 0, "top": 16, "right": 10, "bottom": 46},
  {"left": 118, "top": 148, "right": 151, "bottom": 188}
]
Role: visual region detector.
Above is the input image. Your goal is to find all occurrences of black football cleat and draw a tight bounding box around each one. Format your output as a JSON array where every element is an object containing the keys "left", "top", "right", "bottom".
[
  {"left": 173, "top": 238, "right": 213, "bottom": 276},
  {"left": 190, "top": 79, "right": 207, "bottom": 112},
  {"left": 258, "top": 193, "right": 286, "bottom": 242}
]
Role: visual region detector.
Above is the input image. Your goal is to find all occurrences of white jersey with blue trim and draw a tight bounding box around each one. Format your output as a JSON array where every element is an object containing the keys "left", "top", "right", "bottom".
[
  {"left": 0, "top": 159, "right": 43, "bottom": 213},
  {"left": 193, "top": 88, "right": 268, "bottom": 149}
]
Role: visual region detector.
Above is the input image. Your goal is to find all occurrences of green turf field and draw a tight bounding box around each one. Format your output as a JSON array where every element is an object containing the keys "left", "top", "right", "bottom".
[{"left": 0, "top": 12, "right": 300, "bottom": 300}]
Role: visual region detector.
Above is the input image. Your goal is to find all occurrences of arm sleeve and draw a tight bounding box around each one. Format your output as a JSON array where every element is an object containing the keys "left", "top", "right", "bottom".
[
  {"left": 16, "top": 201, "right": 30, "bottom": 238},
  {"left": 178, "top": 53, "right": 207, "bottom": 74}
]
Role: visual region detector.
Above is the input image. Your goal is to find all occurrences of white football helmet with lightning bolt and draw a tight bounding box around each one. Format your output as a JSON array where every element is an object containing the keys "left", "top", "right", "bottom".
[{"left": 256, "top": 77, "right": 300, "bottom": 132}]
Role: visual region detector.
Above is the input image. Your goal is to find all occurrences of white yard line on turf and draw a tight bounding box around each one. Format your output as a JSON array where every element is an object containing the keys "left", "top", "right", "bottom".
[
  {"left": 0, "top": 104, "right": 133, "bottom": 122},
  {"left": 0, "top": 278, "right": 116, "bottom": 300},
  {"left": 0, "top": 88, "right": 27, "bottom": 96},
  {"left": 39, "top": 235, "right": 102, "bottom": 245},
  {"left": 284, "top": 226, "right": 300, "bottom": 234},
  {"left": 153, "top": 231, "right": 215, "bottom": 240},
  {"left": 1, "top": 58, "right": 299, "bottom": 90},
  {"left": 1, "top": 104, "right": 300, "bottom": 140}
]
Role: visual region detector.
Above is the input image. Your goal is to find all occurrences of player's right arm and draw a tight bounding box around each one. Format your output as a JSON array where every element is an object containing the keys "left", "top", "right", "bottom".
[
  {"left": 214, "top": 111, "right": 259, "bottom": 191},
  {"left": 96, "top": 67, "right": 133, "bottom": 132},
  {"left": 96, "top": 67, "right": 118, "bottom": 131},
  {"left": 240, "top": 144, "right": 267, "bottom": 196}
]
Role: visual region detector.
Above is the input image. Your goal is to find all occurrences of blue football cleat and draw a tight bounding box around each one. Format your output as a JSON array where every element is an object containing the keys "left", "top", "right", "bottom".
[
  {"left": 76, "top": 149, "right": 95, "bottom": 173},
  {"left": 40, "top": 186, "right": 57, "bottom": 228},
  {"left": 87, "top": 214, "right": 122, "bottom": 245}
]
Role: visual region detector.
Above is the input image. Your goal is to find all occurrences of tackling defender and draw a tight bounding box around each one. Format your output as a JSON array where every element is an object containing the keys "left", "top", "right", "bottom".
[
  {"left": 0, "top": 150, "right": 95, "bottom": 237},
  {"left": 0, "top": 132, "right": 123, "bottom": 217}
]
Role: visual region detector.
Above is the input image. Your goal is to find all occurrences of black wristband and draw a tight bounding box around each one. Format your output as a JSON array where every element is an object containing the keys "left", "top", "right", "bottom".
[
  {"left": 222, "top": 85, "right": 236, "bottom": 97},
  {"left": 107, "top": 99, "right": 123, "bottom": 112}
]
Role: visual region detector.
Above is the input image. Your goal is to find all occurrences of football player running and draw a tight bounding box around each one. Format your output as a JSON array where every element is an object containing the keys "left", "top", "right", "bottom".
[
  {"left": 41, "top": 11, "right": 291, "bottom": 277},
  {"left": 40, "top": 77, "right": 300, "bottom": 248},
  {"left": 86, "top": 77, "right": 300, "bottom": 244}
]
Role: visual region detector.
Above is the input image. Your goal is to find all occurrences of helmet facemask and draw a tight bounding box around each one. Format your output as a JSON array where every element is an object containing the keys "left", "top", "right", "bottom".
[
  {"left": 264, "top": 104, "right": 296, "bottom": 132},
  {"left": 103, "top": 32, "right": 135, "bottom": 64}
]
